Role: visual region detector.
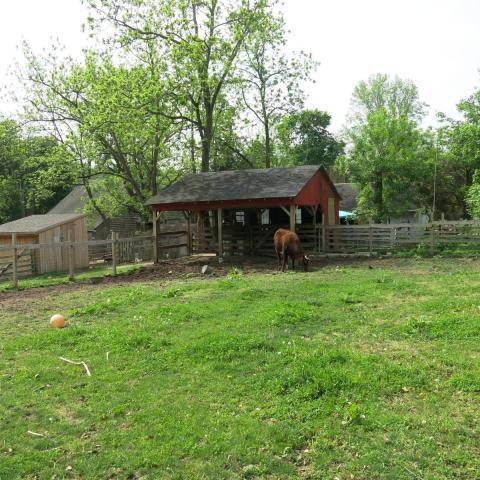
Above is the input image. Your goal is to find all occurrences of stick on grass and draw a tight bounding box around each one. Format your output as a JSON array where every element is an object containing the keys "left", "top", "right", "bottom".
[{"left": 59, "top": 357, "right": 92, "bottom": 376}]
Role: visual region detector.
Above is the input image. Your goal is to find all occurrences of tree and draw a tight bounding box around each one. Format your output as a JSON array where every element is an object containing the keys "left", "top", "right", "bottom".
[
  {"left": 276, "top": 110, "right": 343, "bottom": 168},
  {"left": 0, "top": 118, "right": 73, "bottom": 223},
  {"left": 85, "top": 0, "right": 276, "bottom": 172},
  {"left": 20, "top": 45, "right": 182, "bottom": 220},
  {"left": 449, "top": 86, "right": 480, "bottom": 217},
  {"left": 340, "top": 74, "right": 428, "bottom": 222},
  {"left": 239, "top": 14, "right": 317, "bottom": 167}
]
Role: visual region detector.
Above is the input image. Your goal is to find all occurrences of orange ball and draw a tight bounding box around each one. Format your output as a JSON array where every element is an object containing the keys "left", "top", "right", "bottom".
[{"left": 49, "top": 314, "right": 65, "bottom": 329}]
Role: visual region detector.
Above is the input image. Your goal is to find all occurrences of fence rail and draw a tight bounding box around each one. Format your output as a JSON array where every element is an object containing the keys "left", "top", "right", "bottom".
[
  {"left": 320, "top": 221, "right": 480, "bottom": 253},
  {"left": 3, "top": 221, "right": 480, "bottom": 286}
]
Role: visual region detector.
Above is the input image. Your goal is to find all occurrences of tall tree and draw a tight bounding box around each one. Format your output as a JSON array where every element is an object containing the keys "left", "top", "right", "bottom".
[
  {"left": 85, "top": 0, "right": 275, "bottom": 172},
  {"left": 20, "top": 45, "right": 181, "bottom": 219},
  {"left": 452, "top": 86, "right": 480, "bottom": 217},
  {"left": 239, "top": 13, "right": 317, "bottom": 167},
  {"left": 340, "top": 74, "right": 428, "bottom": 222}
]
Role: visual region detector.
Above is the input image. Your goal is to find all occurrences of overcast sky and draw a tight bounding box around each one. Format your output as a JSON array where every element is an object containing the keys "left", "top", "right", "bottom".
[{"left": 1, "top": 0, "right": 479, "bottom": 132}]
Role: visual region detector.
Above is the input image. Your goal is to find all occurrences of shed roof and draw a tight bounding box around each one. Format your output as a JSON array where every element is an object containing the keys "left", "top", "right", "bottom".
[
  {"left": 146, "top": 165, "right": 339, "bottom": 206},
  {"left": 0, "top": 214, "right": 85, "bottom": 235}
]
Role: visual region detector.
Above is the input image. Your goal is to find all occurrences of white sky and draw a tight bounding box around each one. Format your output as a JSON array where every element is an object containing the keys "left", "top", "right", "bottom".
[{"left": 1, "top": 0, "right": 479, "bottom": 132}]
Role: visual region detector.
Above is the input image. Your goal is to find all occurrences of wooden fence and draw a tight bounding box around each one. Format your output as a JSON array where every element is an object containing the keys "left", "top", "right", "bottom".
[
  {"left": 0, "top": 234, "right": 156, "bottom": 286},
  {"left": 3, "top": 221, "right": 480, "bottom": 286},
  {"left": 320, "top": 221, "right": 480, "bottom": 254}
]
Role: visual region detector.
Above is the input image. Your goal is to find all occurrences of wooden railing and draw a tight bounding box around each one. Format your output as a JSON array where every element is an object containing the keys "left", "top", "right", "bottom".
[
  {"left": 320, "top": 221, "right": 480, "bottom": 253},
  {"left": 4, "top": 221, "right": 480, "bottom": 286}
]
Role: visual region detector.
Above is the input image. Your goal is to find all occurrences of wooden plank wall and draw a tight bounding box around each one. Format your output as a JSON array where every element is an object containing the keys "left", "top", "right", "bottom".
[{"left": 37, "top": 218, "right": 89, "bottom": 273}]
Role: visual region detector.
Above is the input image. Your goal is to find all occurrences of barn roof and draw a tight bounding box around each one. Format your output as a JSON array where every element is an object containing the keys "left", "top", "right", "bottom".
[
  {"left": 49, "top": 186, "right": 89, "bottom": 215},
  {"left": 0, "top": 214, "right": 85, "bottom": 235},
  {"left": 146, "top": 165, "right": 339, "bottom": 206},
  {"left": 49, "top": 186, "right": 103, "bottom": 230},
  {"left": 334, "top": 183, "right": 360, "bottom": 212}
]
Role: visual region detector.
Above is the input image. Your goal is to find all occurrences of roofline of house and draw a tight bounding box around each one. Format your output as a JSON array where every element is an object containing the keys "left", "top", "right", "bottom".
[
  {"left": 147, "top": 165, "right": 341, "bottom": 209},
  {"left": 0, "top": 214, "right": 86, "bottom": 236}
]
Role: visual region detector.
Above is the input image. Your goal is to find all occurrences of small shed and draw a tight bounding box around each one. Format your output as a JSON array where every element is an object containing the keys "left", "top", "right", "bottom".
[
  {"left": 0, "top": 214, "right": 89, "bottom": 276},
  {"left": 145, "top": 165, "right": 341, "bottom": 260}
]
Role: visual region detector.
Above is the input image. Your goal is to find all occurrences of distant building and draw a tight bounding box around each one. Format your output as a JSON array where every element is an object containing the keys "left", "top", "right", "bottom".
[{"left": 48, "top": 186, "right": 138, "bottom": 239}]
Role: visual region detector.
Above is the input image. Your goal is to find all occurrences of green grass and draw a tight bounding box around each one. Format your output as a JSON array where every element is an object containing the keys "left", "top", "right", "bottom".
[
  {"left": 0, "top": 263, "right": 147, "bottom": 292},
  {"left": 1, "top": 259, "right": 479, "bottom": 479}
]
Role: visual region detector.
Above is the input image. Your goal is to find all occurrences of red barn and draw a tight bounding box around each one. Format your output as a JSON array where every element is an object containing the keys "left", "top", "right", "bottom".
[{"left": 145, "top": 165, "right": 340, "bottom": 260}]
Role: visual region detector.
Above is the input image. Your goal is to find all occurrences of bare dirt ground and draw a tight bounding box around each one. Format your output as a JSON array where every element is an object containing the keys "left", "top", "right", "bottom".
[{"left": 0, "top": 254, "right": 403, "bottom": 307}]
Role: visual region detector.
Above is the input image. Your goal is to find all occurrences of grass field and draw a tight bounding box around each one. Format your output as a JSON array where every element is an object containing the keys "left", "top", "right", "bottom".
[
  {"left": 1, "top": 258, "right": 479, "bottom": 479},
  {"left": 0, "top": 263, "right": 146, "bottom": 292}
]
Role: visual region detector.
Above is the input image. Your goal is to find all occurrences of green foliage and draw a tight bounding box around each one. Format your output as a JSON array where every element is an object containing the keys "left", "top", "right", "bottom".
[
  {"left": 240, "top": 14, "right": 317, "bottom": 167},
  {"left": 455, "top": 86, "right": 480, "bottom": 217},
  {"left": 1, "top": 259, "right": 480, "bottom": 478},
  {"left": 466, "top": 172, "right": 480, "bottom": 218},
  {"left": 84, "top": 0, "right": 279, "bottom": 173},
  {"left": 21, "top": 46, "right": 182, "bottom": 219},
  {"left": 276, "top": 109, "right": 343, "bottom": 167},
  {"left": 0, "top": 119, "right": 74, "bottom": 223},
  {"left": 341, "top": 74, "right": 432, "bottom": 222}
]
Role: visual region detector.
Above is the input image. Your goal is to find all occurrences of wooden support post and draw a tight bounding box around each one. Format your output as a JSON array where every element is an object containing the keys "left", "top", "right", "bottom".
[
  {"left": 369, "top": 222, "right": 373, "bottom": 254},
  {"left": 11, "top": 233, "right": 18, "bottom": 289},
  {"left": 312, "top": 205, "right": 317, "bottom": 253},
  {"left": 68, "top": 230, "right": 75, "bottom": 281},
  {"left": 111, "top": 231, "right": 117, "bottom": 275},
  {"left": 322, "top": 225, "right": 327, "bottom": 253},
  {"left": 152, "top": 210, "right": 159, "bottom": 263},
  {"left": 186, "top": 211, "right": 192, "bottom": 256},
  {"left": 430, "top": 223, "right": 435, "bottom": 254},
  {"left": 217, "top": 208, "right": 223, "bottom": 261},
  {"left": 289, "top": 204, "right": 296, "bottom": 231}
]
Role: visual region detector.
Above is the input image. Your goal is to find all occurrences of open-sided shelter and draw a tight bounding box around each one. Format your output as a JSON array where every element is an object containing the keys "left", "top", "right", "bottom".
[
  {"left": 0, "top": 214, "right": 89, "bottom": 277},
  {"left": 146, "top": 165, "right": 341, "bottom": 260}
]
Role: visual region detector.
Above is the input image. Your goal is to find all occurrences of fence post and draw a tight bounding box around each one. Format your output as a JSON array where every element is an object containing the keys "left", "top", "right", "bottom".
[
  {"left": 430, "top": 223, "right": 435, "bottom": 254},
  {"left": 369, "top": 222, "right": 373, "bottom": 254},
  {"left": 322, "top": 225, "right": 327, "bottom": 253},
  {"left": 11, "top": 233, "right": 18, "bottom": 289},
  {"left": 111, "top": 231, "right": 117, "bottom": 276},
  {"left": 186, "top": 211, "right": 192, "bottom": 256},
  {"left": 68, "top": 231, "right": 75, "bottom": 280},
  {"left": 152, "top": 210, "right": 159, "bottom": 264}
]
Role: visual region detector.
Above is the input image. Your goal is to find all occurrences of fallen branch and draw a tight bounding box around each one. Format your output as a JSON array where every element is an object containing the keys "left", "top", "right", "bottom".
[
  {"left": 28, "top": 430, "right": 45, "bottom": 437},
  {"left": 59, "top": 357, "right": 91, "bottom": 376}
]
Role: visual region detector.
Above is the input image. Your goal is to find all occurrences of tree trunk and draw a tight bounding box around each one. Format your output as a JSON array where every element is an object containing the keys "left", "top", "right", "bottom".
[
  {"left": 264, "top": 118, "right": 271, "bottom": 168},
  {"left": 373, "top": 174, "right": 383, "bottom": 223},
  {"left": 201, "top": 104, "right": 213, "bottom": 173}
]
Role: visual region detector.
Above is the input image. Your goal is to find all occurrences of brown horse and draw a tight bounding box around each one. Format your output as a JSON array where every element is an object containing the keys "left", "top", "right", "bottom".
[{"left": 273, "top": 228, "right": 310, "bottom": 272}]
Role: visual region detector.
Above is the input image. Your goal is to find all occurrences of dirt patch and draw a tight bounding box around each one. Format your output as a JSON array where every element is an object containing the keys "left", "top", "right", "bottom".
[{"left": 0, "top": 254, "right": 429, "bottom": 308}]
